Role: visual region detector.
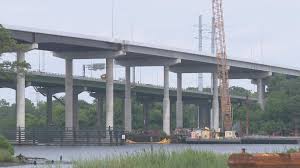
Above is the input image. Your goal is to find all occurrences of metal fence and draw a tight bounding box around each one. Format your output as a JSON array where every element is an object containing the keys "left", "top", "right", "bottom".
[{"left": 1, "top": 127, "right": 126, "bottom": 146}]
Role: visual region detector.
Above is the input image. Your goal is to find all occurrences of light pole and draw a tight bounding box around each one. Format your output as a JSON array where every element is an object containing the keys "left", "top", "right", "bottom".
[{"left": 197, "top": 15, "right": 204, "bottom": 92}]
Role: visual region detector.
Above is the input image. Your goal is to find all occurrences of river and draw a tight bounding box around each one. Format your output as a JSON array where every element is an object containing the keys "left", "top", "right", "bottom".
[{"left": 6, "top": 144, "right": 300, "bottom": 168}]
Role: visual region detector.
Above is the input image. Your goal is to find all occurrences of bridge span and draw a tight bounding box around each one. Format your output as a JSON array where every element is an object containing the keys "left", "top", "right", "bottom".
[{"left": 3, "top": 25, "right": 300, "bottom": 135}]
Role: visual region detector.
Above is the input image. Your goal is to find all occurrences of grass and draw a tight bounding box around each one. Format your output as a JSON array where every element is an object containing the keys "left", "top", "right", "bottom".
[
  {"left": 0, "top": 136, "right": 14, "bottom": 162},
  {"left": 73, "top": 149, "right": 229, "bottom": 168},
  {"left": 0, "top": 148, "right": 14, "bottom": 162}
]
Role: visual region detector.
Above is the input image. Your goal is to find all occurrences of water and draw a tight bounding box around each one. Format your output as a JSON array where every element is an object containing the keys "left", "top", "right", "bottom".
[{"left": 8, "top": 144, "right": 300, "bottom": 168}]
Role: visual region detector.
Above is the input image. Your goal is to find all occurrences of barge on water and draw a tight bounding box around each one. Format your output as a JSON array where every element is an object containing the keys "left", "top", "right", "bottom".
[{"left": 185, "top": 136, "right": 300, "bottom": 144}]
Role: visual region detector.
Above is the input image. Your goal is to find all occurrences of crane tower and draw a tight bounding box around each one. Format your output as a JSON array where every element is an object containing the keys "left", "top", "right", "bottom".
[{"left": 212, "top": 0, "right": 232, "bottom": 131}]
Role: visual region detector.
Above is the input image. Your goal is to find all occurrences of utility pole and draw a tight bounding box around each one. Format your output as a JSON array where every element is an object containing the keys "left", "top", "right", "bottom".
[
  {"left": 197, "top": 15, "right": 204, "bottom": 92},
  {"left": 130, "top": 23, "right": 136, "bottom": 85},
  {"left": 211, "top": 17, "right": 215, "bottom": 55},
  {"left": 111, "top": 0, "right": 115, "bottom": 38},
  {"left": 197, "top": 15, "right": 203, "bottom": 129},
  {"left": 210, "top": 16, "right": 216, "bottom": 128},
  {"left": 210, "top": 16, "right": 216, "bottom": 94},
  {"left": 198, "top": 15, "right": 203, "bottom": 52}
]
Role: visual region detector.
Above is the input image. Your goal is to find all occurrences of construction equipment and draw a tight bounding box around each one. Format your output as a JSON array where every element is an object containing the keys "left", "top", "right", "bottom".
[
  {"left": 225, "top": 131, "right": 237, "bottom": 139},
  {"left": 212, "top": 0, "right": 232, "bottom": 131}
]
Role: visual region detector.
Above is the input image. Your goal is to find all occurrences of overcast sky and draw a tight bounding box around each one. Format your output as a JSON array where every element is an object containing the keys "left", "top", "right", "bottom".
[{"left": 0, "top": 0, "right": 299, "bottom": 104}]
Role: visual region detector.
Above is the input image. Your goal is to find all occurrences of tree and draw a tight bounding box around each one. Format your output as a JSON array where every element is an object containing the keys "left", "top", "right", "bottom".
[
  {"left": 229, "top": 86, "right": 253, "bottom": 97},
  {"left": 0, "top": 25, "right": 20, "bottom": 54},
  {"left": 0, "top": 25, "right": 30, "bottom": 71}
]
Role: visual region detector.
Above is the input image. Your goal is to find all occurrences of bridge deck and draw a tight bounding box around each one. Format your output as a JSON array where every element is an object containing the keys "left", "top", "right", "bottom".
[
  {"left": 3, "top": 24, "right": 300, "bottom": 77},
  {"left": 0, "top": 70, "right": 256, "bottom": 102}
]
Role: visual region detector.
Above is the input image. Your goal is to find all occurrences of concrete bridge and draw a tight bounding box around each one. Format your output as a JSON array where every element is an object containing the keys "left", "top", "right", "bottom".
[{"left": 3, "top": 25, "right": 300, "bottom": 135}]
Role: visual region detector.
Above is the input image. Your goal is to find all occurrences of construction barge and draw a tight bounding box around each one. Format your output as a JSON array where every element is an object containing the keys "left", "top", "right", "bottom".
[{"left": 185, "top": 136, "right": 300, "bottom": 144}]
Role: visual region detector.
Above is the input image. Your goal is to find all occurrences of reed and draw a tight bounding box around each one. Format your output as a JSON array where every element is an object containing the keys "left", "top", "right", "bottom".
[{"left": 74, "top": 149, "right": 229, "bottom": 168}]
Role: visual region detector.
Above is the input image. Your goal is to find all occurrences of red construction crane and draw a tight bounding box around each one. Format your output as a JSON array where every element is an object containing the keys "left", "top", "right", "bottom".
[{"left": 212, "top": 0, "right": 232, "bottom": 131}]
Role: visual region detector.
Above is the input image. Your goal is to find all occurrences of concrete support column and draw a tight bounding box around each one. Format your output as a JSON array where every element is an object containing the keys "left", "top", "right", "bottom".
[
  {"left": 106, "top": 58, "right": 114, "bottom": 128},
  {"left": 199, "top": 102, "right": 210, "bottom": 128},
  {"left": 257, "top": 78, "right": 265, "bottom": 110},
  {"left": 73, "top": 93, "right": 79, "bottom": 130},
  {"left": 124, "top": 66, "right": 132, "bottom": 132},
  {"left": 16, "top": 51, "right": 25, "bottom": 129},
  {"left": 143, "top": 102, "right": 149, "bottom": 130},
  {"left": 65, "top": 58, "right": 73, "bottom": 130},
  {"left": 212, "top": 72, "right": 219, "bottom": 130},
  {"left": 163, "top": 66, "right": 170, "bottom": 135},
  {"left": 197, "top": 105, "right": 201, "bottom": 128},
  {"left": 96, "top": 96, "right": 104, "bottom": 130},
  {"left": 176, "top": 73, "right": 183, "bottom": 128},
  {"left": 46, "top": 90, "right": 53, "bottom": 127}
]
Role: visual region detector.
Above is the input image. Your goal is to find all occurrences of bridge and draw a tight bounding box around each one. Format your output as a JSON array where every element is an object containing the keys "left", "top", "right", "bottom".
[{"left": 3, "top": 24, "right": 300, "bottom": 135}]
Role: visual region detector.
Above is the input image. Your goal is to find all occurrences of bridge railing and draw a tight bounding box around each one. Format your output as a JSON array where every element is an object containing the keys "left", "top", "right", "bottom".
[{"left": 0, "top": 127, "right": 126, "bottom": 146}]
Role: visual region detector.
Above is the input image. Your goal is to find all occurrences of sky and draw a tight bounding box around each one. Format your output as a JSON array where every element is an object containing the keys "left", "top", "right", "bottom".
[{"left": 0, "top": 0, "right": 299, "bottom": 104}]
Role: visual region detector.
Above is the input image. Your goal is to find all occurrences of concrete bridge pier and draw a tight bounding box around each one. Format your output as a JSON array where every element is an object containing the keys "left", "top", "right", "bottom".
[
  {"left": 90, "top": 92, "right": 105, "bottom": 130},
  {"left": 257, "top": 78, "right": 265, "bottom": 110},
  {"left": 252, "top": 72, "right": 271, "bottom": 110},
  {"left": 198, "top": 101, "right": 211, "bottom": 128},
  {"left": 106, "top": 58, "right": 114, "bottom": 129},
  {"left": 73, "top": 88, "right": 84, "bottom": 130},
  {"left": 115, "top": 57, "right": 180, "bottom": 135},
  {"left": 196, "top": 105, "right": 202, "bottom": 129},
  {"left": 73, "top": 93, "right": 78, "bottom": 130},
  {"left": 55, "top": 50, "right": 125, "bottom": 131},
  {"left": 143, "top": 101, "right": 150, "bottom": 130},
  {"left": 46, "top": 89, "right": 54, "bottom": 127},
  {"left": 212, "top": 72, "right": 219, "bottom": 130},
  {"left": 16, "top": 51, "right": 26, "bottom": 130},
  {"left": 65, "top": 58, "right": 73, "bottom": 130},
  {"left": 37, "top": 86, "right": 65, "bottom": 127},
  {"left": 96, "top": 96, "right": 104, "bottom": 130},
  {"left": 176, "top": 72, "right": 183, "bottom": 128},
  {"left": 163, "top": 66, "right": 171, "bottom": 135},
  {"left": 124, "top": 66, "right": 132, "bottom": 132}
]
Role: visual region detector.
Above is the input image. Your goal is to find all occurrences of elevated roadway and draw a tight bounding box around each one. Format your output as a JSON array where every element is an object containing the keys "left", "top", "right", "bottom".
[
  {"left": 4, "top": 25, "right": 300, "bottom": 77},
  {"left": 0, "top": 70, "right": 256, "bottom": 102}
]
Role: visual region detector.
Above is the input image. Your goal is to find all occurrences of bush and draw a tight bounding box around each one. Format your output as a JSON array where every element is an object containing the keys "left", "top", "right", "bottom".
[
  {"left": 287, "top": 148, "right": 299, "bottom": 153},
  {"left": 0, "top": 136, "right": 14, "bottom": 155},
  {"left": 0, "top": 149, "right": 14, "bottom": 162}
]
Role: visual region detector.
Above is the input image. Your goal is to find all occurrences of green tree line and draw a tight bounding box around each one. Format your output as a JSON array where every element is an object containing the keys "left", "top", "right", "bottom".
[
  {"left": 0, "top": 97, "right": 200, "bottom": 131},
  {"left": 234, "top": 75, "right": 300, "bottom": 136}
]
